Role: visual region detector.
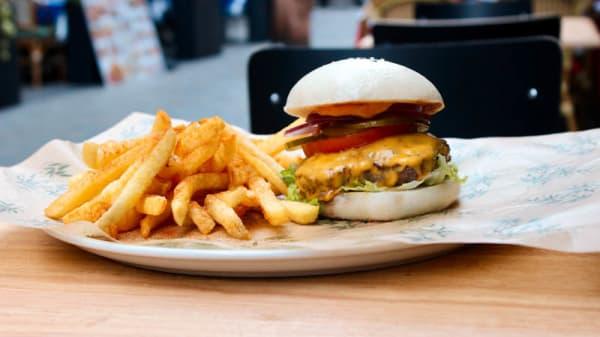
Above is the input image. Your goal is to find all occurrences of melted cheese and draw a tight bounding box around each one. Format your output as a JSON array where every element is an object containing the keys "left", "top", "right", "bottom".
[
  {"left": 296, "top": 133, "right": 440, "bottom": 181},
  {"left": 313, "top": 103, "right": 393, "bottom": 118},
  {"left": 295, "top": 134, "right": 445, "bottom": 201}
]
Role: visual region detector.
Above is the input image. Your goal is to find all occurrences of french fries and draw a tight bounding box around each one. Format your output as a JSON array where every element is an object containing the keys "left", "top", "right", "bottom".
[
  {"left": 45, "top": 141, "right": 154, "bottom": 219},
  {"left": 46, "top": 110, "right": 320, "bottom": 241},
  {"left": 171, "top": 173, "right": 228, "bottom": 226},
  {"left": 214, "top": 186, "right": 249, "bottom": 207},
  {"left": 68, "top": 171, "right": 94, "bottom": 190},
  {"left": 111, "top": 209, "right": 143, "bottom": 237},
  {"left": 205, "top": 195, "right": 249, "bottom": 239},
  {"left": 227, "top": 154, "right": 257, "bottom": 188},
  {"left": 175, "top": 117, "right": 224, "bottom": 157},
  {"left": 145, "top": 178, "right": 172, "bottom": 196},
  {"left": 95, "top": 139, "right": 148, "bottom": 169},
  {"left": 140, "top": 198, "right": 172, "bottom": 238},
  {"left": 96, "top": 129, "right": 176, "bottom": 233},
  {"left": 281, "top": 200, "right": 319, "bottom": 225},
  {"left": 62, "top": 160, "right": 142, "bottom": 223},
  {"left": 82, "top": 142, "right": 99, "bottom": 168},
  {"left": 136, "top": 195, "right": 168, "bottom": 216},
  {"left": 233, "top": 128, "right": 287, "bottom": 194},
  {"left": 209, "top": 130, "right": 236, "bottom": 172},
  {"left": 248, "top": 177, "right": 289, "bottom": 226},
  {"left": 257, "top": 118, "right": 304, "bottom": 155},
  {"left": 177, "top": 135, "right": 221, "bottom": 177},
  {"left": 189, "top": 201, "right": 215, "bottom": 235},
  {"left": 152, "top": 110, "right": 172, "bottom": 134}
]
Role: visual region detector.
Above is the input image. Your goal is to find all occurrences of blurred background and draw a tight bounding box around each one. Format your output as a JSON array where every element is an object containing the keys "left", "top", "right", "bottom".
[{"left": 0, "top": 0, "right": 599, "bottom": 165}]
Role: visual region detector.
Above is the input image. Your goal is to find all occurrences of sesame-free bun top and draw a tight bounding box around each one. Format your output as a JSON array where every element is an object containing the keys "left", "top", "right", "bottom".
[{"left": 284, "top": 58, "right": 444, "bottom": 119}]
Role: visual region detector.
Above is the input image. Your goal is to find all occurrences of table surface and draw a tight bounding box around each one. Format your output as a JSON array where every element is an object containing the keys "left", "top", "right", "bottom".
[{"left": 1, "top": 223, "right": 599, "bottom": 337}]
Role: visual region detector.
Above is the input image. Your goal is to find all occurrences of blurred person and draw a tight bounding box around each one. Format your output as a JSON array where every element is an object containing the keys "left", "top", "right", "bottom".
[{"left": 272, "top": 0, "right": 314, "bottom": 45}]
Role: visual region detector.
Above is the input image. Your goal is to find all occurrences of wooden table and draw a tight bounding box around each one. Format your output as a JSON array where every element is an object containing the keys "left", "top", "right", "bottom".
[{"left": 1, "top": 223, "right": 599, "bottom": 337}]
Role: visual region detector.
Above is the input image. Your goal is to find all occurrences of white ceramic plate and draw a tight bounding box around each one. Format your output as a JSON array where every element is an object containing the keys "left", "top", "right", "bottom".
[{"left": 43, "top": 226, "right": 461, "bottom": 277}]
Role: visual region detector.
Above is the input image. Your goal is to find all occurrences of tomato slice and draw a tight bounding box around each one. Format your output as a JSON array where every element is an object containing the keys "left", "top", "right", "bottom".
[{"left": 301, "top": 124, "right": 414, "bottom": 157}]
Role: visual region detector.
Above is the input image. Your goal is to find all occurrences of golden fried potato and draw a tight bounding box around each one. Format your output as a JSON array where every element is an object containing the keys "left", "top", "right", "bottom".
[
  {"left": 171, "top": 173, "right": 229, "bottom": 226},
  {"left": 214, "top": 186, "right": 247, "bottom": 207},
  {"left": 257, "top": 118, "right": 304, "bottom": 156},
  {"left": 145, "top": 178, "right": 172, "bottom": 196},
  {"left": 157, "top": 165, "right": 179, "bottom": 180},
  {"left": 135, "top": 194, "right": 168, "bottom": 216},
  {"left": 173, "top": 124, "right": 186, "bottom": 133},
  {"left": 233, "top": 128, "right": 287, "bottom": 194},
  {"left": 82, "top": 142, "right": 99, "bottom": 168},
  {"left": 209, "top": 130, "right": 236, "bottom": 172},
  {"left": 62, "top": 160, "right": 142, "bottom": 223},
  {"left": 46, "top": 141, "right": 153, "bottom": 219},
  {"left": 248, "top": 176, "right": 289, "bottom": 226},
  {"left": 177, "top": 134, "right": 221, "bottom": 177},
  {"left": 140, "top": 198, "right": 172, "bottom": 238},
  {"left": 175, "top": 117, "right": 224, "bottom": 157},
  {"left": 96, "top": 129, "right": 176, "bottom": 233},
  {"left": 281, "top": 200, "right": 319, "bottom": 225},
  {"left": 152, "top": 110, "right": 172, "bottom": 134},
  {"left": 226, "top": 154, "right": 257, "bottom": 188},
  {"left": 205, "top": 194, "right": 249, "bottom": 239},
  {"left": 68, "top": 171, "right": 94, "bottom": 190},
  {"left": 110, "top": 208, "right": 143, "bottom": 237},
  {"left": 189, "top": 201, "right": 216, "bottom": 235}
]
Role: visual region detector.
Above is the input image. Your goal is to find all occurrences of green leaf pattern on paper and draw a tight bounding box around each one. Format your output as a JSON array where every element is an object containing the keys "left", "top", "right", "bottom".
[
  {"left": 43, "top": 163, "right": 71, "bottom": 178},
  {"left": 0, "top": 200, "right": 21, "bottom": 214}
]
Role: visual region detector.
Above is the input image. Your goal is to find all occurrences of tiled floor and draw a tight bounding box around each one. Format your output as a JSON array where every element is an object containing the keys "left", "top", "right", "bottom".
[{"left": 0, "top": 7, "right": 360, "bottom": 165}]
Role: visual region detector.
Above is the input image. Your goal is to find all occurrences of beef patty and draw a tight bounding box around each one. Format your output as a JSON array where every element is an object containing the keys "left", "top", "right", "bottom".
[{"left": 295, "top": 134, "right": 450, "bottom": 201}]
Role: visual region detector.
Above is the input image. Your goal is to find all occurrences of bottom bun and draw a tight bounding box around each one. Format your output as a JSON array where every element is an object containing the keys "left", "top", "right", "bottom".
[{"left": 321, "top": 181, "right": 460, "bottom": 221}]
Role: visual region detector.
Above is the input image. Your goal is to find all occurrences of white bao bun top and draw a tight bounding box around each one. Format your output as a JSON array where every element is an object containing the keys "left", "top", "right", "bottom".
[{"left": 284, "top": 58, "right": 444, "bottom": 118}]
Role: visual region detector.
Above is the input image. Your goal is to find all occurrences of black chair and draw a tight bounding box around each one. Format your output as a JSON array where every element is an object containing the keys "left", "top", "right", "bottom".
[
  {"left": 247, "top": 37, "right": 564, "bottom": 138},
  {"left": 246, "top": 0, "right": 272, "bottom": 42},
  {"left": 172, "top": 0, "right": 223, "bottom": 58},
  {"left": 415, "top": 0, "right": 531, "bottom": 20},
  {"left": 373, "top": 15, "right": 560, "bottom": 45}
]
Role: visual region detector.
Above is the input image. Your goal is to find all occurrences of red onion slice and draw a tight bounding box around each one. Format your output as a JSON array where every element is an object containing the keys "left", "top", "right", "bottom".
[{"left": 284, "top": 122, "right": 321, "bottom": 137}]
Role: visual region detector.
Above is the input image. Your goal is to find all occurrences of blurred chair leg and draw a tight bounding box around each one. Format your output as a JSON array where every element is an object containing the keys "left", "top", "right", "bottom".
[
  {"left": 562, "top": 49, "right": 578, "bottom": 131},
  {"left": 248, "top": 0, "right": 272, "bottom": 42},
  {"left": 31, "top": 43, "right": 44, "bottom": 87}
]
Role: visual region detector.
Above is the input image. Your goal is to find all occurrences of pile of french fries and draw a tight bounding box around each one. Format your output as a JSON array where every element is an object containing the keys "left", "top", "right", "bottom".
[{"left": 44, "top": 111, "right": 316, "bottom": 240}]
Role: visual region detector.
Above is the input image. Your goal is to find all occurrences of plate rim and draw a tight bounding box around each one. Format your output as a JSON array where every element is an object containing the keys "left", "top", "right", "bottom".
[{"left": 43, "top": 226, "right": 458, "bottom": 261}]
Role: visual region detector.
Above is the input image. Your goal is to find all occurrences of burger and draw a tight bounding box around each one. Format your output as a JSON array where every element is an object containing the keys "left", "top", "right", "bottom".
[{"left": 281, "top": 58, "right": 463, "bottom": 221}]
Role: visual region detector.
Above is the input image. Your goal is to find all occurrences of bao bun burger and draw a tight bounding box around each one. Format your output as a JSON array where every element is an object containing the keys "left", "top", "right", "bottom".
[{"left": 282, "top": 58, "right": 463, "bottom": 221}]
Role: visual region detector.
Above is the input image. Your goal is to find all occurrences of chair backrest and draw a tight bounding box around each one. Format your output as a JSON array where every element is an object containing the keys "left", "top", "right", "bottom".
[
  {"left": 415, "top": 0, "right": 532, "bottom": 20},
  {"left": 247, "top": 37, "right": 564, "bottom": 138},
  {"left": 373, "top": 15, "right": 560, "bottom": 45}
]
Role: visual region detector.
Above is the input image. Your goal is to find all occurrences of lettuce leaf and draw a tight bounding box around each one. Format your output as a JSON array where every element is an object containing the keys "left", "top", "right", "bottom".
[
  {"left": 280, "top": 155, "right": 466, "bottom": 199},
  {"left": 343, "top": 155, "right": 466, "bottom": 193},
  {"left": 280, "top": 166, "right": 319, "bottom": 206},
  {"left": 341, "top": 179, "right": 383, "bottom": 192},
  {"left": 280, "top": 166, "right": 296, "bottom": 186},
  {"left": 423, "top": 154, "right": 467, "bottom": 186}
]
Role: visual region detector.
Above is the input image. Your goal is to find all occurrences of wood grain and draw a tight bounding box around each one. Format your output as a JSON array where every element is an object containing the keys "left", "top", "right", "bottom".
[{"left": 1, "top": 224, "right": 599, "bottom": 337}]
